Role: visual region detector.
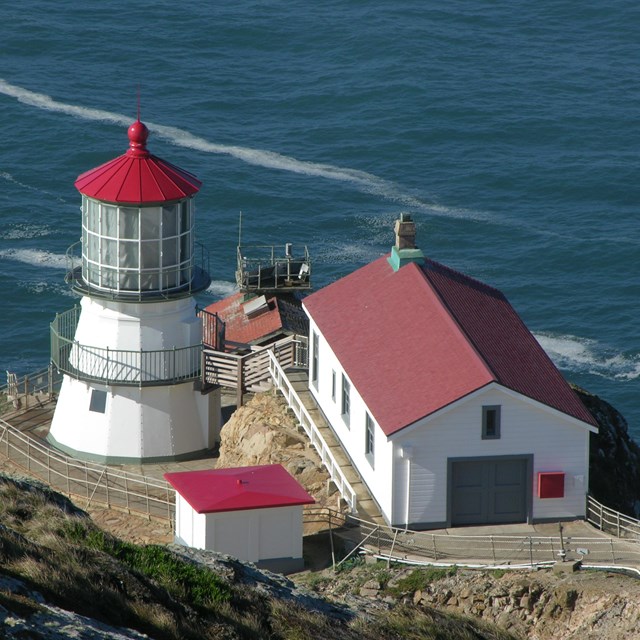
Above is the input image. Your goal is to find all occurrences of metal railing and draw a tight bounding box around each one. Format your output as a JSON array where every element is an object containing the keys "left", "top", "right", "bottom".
[
  {"left": 0, "top": 417, "right": 174, "bottom": 523},
  {"left": 268, "top": 350, "right": 357, "bottom": 512},
  {"left": 65, "top": 241, "right": 211, "bottom": 301},
  {"left": 298, "top": 507, "right": 640, "bottom": 569},
  {"left": 1, "top": 366, "right": 63, "bottom": 416},
  {"left": 51, "top": 306, "right": 202, "bottom": 387},
  {"left": 199, "top": 307, "right": 226, "bottom": 351},
  {"left": 236, "top": 244, "right": 311, "bottom": 292},
  {"left": 587, "top": 494, "right": 640, "bottom": 539}
]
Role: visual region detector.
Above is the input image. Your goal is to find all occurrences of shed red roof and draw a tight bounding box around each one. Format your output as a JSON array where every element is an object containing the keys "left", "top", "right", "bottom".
[
  {"left": 164, "top": 464, "right": 315, "bottom": 514},
  {"left": 303, "top": 255, "right": 596, "bottom": 435},
  {"left": 204, "top": 293, "right": 307, "bottom": 345},
  {"left": 74, "top": 120, "right": 201, "bottom": 204}
]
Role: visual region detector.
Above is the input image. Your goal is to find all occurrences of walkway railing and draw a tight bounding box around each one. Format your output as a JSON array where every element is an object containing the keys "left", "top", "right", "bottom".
[
  {"left": 587, "top": 494, "right": 640, "bottom": 539},
  {"left": 300, "top": 506, "right": 640, "bottom": 569},
  {"left": 1, "top": 366, "right": 62, "bottom": 416},
  {"left": 51, "top": 306, "right": 201, "bottom": 387},
  {"left": 0, "top": 417, "right": 174, "bottom": 524},
  {"left": 202, "top": 334, "right": 306, "bottom": 405},
  {"left": 267, "top": 350, "right": 357, "bottom": 512}
]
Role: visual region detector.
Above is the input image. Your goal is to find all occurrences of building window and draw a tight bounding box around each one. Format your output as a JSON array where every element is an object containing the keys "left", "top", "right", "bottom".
[
  {"left": 89, "top": 389, "right": 107, "bottom": 414},
  {"left": 365, "top": 412, "right": 375, "bottom": 466},
  {"left": 341, "top": 374, "right": 350, "bottom": 426},
  {"left": 331, "top": 370, "right": 336, "bottom": 402},
  {"left": 482, "top": 405, "right": 501, "bottom": 439},
  {"left": 311, "top": 331, "right": 319, "bottom": 389}
]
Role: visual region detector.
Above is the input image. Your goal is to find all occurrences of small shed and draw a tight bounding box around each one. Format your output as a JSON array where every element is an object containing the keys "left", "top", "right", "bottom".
[{"left": 164, "top": 464, "right": 315, "bottom": 573}]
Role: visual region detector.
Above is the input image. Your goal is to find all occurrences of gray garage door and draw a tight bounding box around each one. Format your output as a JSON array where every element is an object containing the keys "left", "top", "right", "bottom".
[{"left": 450, "top": 458, "right": 528, "bottom": 526}]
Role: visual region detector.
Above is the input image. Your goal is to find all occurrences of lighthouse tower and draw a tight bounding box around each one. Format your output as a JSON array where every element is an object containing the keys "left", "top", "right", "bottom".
[{"left": 49, "top": 120, "right": 218, "bottom": 463}]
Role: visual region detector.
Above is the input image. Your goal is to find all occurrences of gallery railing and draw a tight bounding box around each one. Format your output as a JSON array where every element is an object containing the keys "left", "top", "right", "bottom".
[{"left": 50, "top": 306, "right": 201, "bottom": 387}]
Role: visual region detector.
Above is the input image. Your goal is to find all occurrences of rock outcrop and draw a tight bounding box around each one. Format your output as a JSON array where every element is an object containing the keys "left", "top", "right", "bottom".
[
  {"left": 217, "top": 392, "right": 339, "bottom": 512},
  {"left": 576, "top": 387, "right": 640, "bottom": 518}
]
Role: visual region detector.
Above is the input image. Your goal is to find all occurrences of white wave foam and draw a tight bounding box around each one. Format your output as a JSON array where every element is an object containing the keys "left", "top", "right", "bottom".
[
  {"left": 205, "top": 280, "right": 238, "bottom": 299},
  {"left": 0, "top": 170, "right": 67, "bottom": 202},
  {"left": 18, "top": 280, "right": 77, "bottom": 298},
  {"left": 0, "top": 78, "right": 485, "bottom": 222},
  {"left": 534, "top": 332, "right": 640, "bottom": 381},
  {"left": 0, "top": 223, "right": 54, "bottom": 240},
  {"left": 0, "top": 248, "right": 67, "bottom": 269}
]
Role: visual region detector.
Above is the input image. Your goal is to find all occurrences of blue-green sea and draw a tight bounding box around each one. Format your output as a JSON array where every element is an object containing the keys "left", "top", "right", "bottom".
[{"left": 0, "top": 1, "right": 638, "bottom": 436}]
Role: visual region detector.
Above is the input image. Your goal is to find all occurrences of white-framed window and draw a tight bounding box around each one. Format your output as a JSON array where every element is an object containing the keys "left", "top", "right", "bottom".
[
  {"left": 365, "top": 412, "right": 375, "bottom": 467},
  {"left": 482, "top": 405, "right": 501, "bottom": 439},
  {"left": 341, "top": 374, "right": 350, "bottom": 427},
  {"left": 311, "top": 331, "right": 319, "bottom": 389}
]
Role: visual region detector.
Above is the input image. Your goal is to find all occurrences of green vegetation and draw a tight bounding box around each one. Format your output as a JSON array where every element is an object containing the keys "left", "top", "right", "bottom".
[
  {"left": 387, "top": 566, "right": 458, "bottom": 596},
  {"left": 0, "top": 473, "right": 518, "bottom": 640},
  {"left": 61, "top": 521, "right": 231, "bottom": 607}
]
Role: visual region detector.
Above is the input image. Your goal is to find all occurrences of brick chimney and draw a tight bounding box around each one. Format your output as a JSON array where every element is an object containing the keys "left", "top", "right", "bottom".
[{"left": 388, "top": 213, "right": 424, "bottom": 272}]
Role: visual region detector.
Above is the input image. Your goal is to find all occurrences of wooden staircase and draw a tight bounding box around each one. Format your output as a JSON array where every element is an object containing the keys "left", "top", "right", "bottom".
[{"left": 283, "top": 370, "right": 386, "bottom": 526}]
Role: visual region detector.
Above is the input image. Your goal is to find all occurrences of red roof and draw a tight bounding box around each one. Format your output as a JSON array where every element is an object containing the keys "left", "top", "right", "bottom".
[
  {"left": 164, "top": 464, "right": 315, "bottom": 514},
  {"left": 75, "top": 120, "right": 201, "bottom": 204},
  {"left": 204, "top": 293, "right": 307, "bottom": 345},
  {"left": 303, "top": 255, "right": 597, "bottom": 436}
]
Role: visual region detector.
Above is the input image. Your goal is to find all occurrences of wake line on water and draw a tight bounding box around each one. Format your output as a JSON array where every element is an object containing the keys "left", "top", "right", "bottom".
[
  {"left": 0, "top": 249, "right": 67, "bottom": 270},
  {"left": 534, "top": 332, "right": 640, "bottom": 382},
  {"left": 0, "top": 78, "right": 485, "bottom": 222}
]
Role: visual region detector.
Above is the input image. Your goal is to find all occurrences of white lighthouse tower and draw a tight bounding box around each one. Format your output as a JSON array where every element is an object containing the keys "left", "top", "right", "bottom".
[{"left": 49, "top": 119, "right": 219, "bottom": 463}]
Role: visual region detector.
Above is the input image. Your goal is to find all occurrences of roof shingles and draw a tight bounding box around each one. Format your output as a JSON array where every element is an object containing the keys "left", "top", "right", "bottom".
[{"left": 303, "top": 255, "right": 596, "bottom": 436}]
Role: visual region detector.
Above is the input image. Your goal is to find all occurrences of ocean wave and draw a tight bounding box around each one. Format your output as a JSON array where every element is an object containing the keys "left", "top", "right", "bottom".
[
  {"left": 0, "top": 248, "right": 67, "bottom": 269},
  {"left": 17, "top": 280, "right": 77, "bottom": 298},
  {"left": 534, "top": 332, "right": 640, "bottom": 382},
  {"left": 0, "top": 79, "right": 485, "bottom": 222},
  {"left": 204, "top": 280, "right": 238, "bottom": 299},
  {"left": 0, "top": 170, "right": 67, "bottom": 202},
  {"left": 0, "top": 223, "right": 55, "bottom": 240}
]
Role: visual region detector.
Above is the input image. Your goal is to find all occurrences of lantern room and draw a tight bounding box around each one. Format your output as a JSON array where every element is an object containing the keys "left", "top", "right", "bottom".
[{"left": 70, "top": 119, "right": 210, "bottom": 300}]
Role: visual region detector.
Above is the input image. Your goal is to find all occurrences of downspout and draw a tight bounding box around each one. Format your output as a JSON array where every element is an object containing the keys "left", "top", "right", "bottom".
[{"left": 402, "top": 444, "right": 413, "bottom": 529}]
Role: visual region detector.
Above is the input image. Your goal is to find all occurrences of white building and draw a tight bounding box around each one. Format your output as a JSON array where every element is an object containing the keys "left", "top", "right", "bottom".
[
  {"left": 49, "top": 120, "right": 220, "bottom": 463},
  {"left": 302, "top": 215, "right": 597, "bottom": 529},
  {"left": 165, "top": 464, "right": 315, "bottom": 573}
]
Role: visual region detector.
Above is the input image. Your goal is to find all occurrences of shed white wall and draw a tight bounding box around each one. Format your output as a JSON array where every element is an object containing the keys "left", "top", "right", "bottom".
[
  {"left": 175, "top": 503, "right": 304, "bottom": 563},
  {"left": 391, "top": 386, "right": 591, "bottom": 527},
  {"left": 307, "top": 319, "right": 394, "bottom": 522}
]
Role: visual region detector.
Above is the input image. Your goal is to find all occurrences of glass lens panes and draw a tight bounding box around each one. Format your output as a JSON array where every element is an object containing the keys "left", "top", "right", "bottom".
[
  {"left": 119, "top": 208, "right": 139, "bottom": 239},
  {"left": 102, "top": 205, "right": 118, "bottom": 237}
]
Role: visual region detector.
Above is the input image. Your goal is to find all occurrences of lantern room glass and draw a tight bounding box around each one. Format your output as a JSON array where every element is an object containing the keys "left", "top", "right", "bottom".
[{"left": 81, "top": 197, "right": 194, "bottom": 295}]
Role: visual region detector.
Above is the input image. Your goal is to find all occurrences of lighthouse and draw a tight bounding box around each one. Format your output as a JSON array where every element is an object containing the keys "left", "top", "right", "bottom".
[{"left": 49, "top": 120, "right": 219, "bottom": 463}]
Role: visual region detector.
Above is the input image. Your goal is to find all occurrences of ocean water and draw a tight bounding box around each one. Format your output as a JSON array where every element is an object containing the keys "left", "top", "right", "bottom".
[{"left": 0, "top": 2, "right": 638, "bottom": 436}]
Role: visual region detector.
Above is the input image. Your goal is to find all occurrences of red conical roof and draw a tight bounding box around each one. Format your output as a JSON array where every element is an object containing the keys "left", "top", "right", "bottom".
[{"left": 74, "top": 120, "right": 201, "bottom": 204}]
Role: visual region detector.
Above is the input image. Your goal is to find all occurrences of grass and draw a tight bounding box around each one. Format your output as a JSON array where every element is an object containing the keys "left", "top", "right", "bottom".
[
  {"left": 0, "top": 473, "right": 520, "bottom": 640},
  {"left": 387, "top": 566, "right": 458, "bottom": 596}
]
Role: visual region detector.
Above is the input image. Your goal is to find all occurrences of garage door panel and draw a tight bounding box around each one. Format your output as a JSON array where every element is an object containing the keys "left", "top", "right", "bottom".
[{"left": 451, "top": 458, "right": 528, "bottom": 526}]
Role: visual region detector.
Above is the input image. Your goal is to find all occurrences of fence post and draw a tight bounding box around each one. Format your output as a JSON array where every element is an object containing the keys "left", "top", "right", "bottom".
[
  {"left": 24, "top": 376, "right": 29, "bottom": 410},
  {"left": 491, "top": 535, "right": 496, "bottom": 564},
  {"left": 528, "top": 537, "right": 533, "bottom": 567},
  {"left": 610, "top": 539, "right": 616, "bottom": 564},
  {"left": 432, "top": 534, "right": 438, "bottom": 561},
  {"left": 236, "top": 358, "right": 244, "bottom": 407},
  {"left": 599, "top": 502, "right": 603, "bottom": 531},
  {"left": 616, "top": 511, "right": 620, "bottom": 538}
]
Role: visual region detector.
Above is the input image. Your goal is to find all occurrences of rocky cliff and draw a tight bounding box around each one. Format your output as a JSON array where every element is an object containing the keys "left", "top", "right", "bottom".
[{"left": 576, "top": 387, "right": 640, "bottom": 518}]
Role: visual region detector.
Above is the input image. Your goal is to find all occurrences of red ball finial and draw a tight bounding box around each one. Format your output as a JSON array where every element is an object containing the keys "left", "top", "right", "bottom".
[{"left": 127, "top": 120, "right": 149, "bottom": 156}]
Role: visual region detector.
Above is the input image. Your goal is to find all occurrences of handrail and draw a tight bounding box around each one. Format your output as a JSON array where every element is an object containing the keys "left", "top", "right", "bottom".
[
  {"left": 587, "top": 494, "right": 640, "bottom": 539},
  {"left": 302, "top": 505, "right": 640, "bottom": 568},
  {"left": 0, "top": 416, "right": 174, "bottom": 523},
  {"left": 51, "top": 306, "right": 202, "bottom": 387},
  {"left": 267, "top": 349, "right": 357, "bottom": 512}
]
